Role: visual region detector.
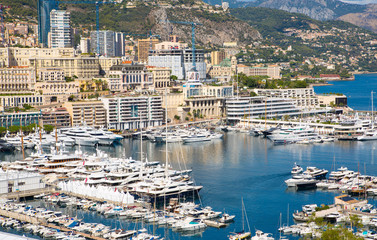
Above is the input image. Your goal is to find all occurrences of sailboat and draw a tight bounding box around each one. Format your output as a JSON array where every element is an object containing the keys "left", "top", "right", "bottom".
[
  {"left": 358, "top": 91, "right": 377, "bottom": 141},
  {"left": 228, "top": 198, "right": 251, "bottom": 240}
]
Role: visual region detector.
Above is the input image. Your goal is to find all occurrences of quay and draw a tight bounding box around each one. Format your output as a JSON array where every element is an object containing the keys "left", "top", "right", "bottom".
[{"left": 0, "top": 209, "right": 107, "bottom": 240}]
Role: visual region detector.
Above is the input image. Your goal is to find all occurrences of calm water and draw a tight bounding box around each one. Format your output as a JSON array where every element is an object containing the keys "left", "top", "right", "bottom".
[
  {"left": 2, "top": 74, "right": 377, "bottom": 239},
  {"left": 3, "top": 136, "right": 377, "bottom": 239},
  {"left": 314, "top": 73, "right": 377, "bottom": 111}
]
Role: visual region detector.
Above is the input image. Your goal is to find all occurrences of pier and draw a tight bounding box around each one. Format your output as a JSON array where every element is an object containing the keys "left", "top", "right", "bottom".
[{"left": 0, "top": 209, "right": 107, "bottom": 240}]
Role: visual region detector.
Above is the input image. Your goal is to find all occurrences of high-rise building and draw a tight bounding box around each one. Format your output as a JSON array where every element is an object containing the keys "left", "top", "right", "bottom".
[
  {"left": 49, "top": 10, "right": 72, "bottom": 48},
  {"left": 114, "top": 32, "right": 125, "bottom": 57},
  {"left": 80, "top": 38, "right": 90, "bottom": 53},
  {"left": 90, "top": 30, "right": 115, "bottom": 57},
  {"left": 211, "top": 51, "right": 226, "bottom": 65},
  {"left": 37, "top": 0, "right": 58, "bottom": 47},
  {"left": 137, "top": 38, "right": 159, "bottom": 63}
]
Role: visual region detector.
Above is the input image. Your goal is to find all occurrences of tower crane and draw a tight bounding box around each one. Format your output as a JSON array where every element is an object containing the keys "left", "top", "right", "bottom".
[
  {"left": 168, "top": 20, "right": 202, "bottom": 70},
  {"left": 56, "top": 0, "right": 116, "bottom": 55}
]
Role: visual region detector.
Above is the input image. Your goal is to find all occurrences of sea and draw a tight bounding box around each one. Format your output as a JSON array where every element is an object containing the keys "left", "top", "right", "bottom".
[{"left": 2, "top": 74, "right": 377, "bottom": 239}]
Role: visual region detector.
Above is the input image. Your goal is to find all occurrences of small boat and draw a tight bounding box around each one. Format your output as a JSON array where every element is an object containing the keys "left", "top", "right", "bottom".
[
  {"left": 251, "top": 230, "right": 274, "bottom": 240},
  {"left": 219, "top": 213, "right": 235, "bottom": 223},
  {"left": 229, "top": 198, "right": 251, "bottom": 240},
  {"left": 291, "top": 163, "right": 303, "bottom": 175}
]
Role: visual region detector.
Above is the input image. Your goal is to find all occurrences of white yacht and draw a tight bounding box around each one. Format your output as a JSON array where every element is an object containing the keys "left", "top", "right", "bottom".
[
  {"left": 267, "top": 127, "right": 321, "bottom": 144},
  {"left": 64, "top": 128, "right": 99, "bottom": 146},
  {"left": 251, "top": 230, "right": 274, "bottom": 240},
  {"left": 87, "top": 129, "right": 116, "bottom": 145},
  {"left": 291, "top": 163, "right": 303, "bottom": 175},
  {"left": 357, "top": 129, "right": 377, "bottom": 141}
]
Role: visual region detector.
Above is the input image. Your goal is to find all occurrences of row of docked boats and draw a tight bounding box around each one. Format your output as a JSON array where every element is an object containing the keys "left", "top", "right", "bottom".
[
  {"left": 1, "top": 126, "right": 123, "bottom": 150},
  {"left": 0, "top": 201, "right": 160, "bottom": 239},
  {"left": 41, "top": 193, "right": 235, "bottom": 233},
  {"left": 135, "top": 127, "right": 223, "bottom": 143},
  {"left": 285, "top": 164, "right": 328, "bottom": 190}
]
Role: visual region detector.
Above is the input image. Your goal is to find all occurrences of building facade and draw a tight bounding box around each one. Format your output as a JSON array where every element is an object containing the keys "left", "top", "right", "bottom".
[
  {"left": 237, "top": 64, "right": 281, "bottom": 79},
  {"left": 0, "top": 172, "right": 45, "bottom": 194},
  {"left": 253, "top": 88, "right": 319, "bottom": 108},
  {"left": 148, "top": 49, "right": 206, "bottom": 80},
  {"left": 63, "top": 101, "right": 106, "bottom": 127},
  {"left": 41, "top": 107, "right": 71, "bottom": 127},
  {"left": 90, "top": 30, "right": 115, "bottom": 57},
  {"left": 108, "top": 63, "right": 152, "bottom": 92},
  {"left": 35, "top": 81, "right": 79, "bottom": 105},
  {"left": 49, "top": 10, "right": 72, "bottom": 48},
  {"left": 225, "top": 97, "right": 301, "bottom": 122},
  {"left": 38, "top": 68, "right": 65, "bottom": 82},
  {"left": 147, "top": 66, "right": 171, "bottom": 90},
  {"left": 0, "top": 111, "right": 41, "bottom": 127},
  {"left": 101, "top": 96, "right": 163, "bottom": 130},
  {"left": 0, "top": 67, "right": 36, "bottom": 93},
  {"left": 0, "top": 95, "right": 43, "bottom": 108},
  {"left": 138, "top": 38, "right": 159, "bottom": 63}
]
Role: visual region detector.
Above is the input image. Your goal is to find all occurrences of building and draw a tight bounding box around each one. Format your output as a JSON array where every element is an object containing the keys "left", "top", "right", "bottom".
[
  {"left": 90, "top": 30, "right": 115, "bottom": 57},
  {"left": 154, "top": 41, "right": 188, "bottom": 51},
  {"left": 211, "top": 51, "right": 226, "bottom": 65},
  {"left": 148, "top": 49, "right": 206, "bottom": 80},
  {"left": 63, "top": 101, "right": 106, "bottom": 127},
  {"left": 237, "top": 64, "right": 281, "bottom": 79},
  {"left": 253, "top": 88, "right": 319, "bottom": 108},
  {"left": 49, "top": 10, "right": 72, "bottom": 48},
  {"left": 0, "top": 67, "right": 36, "bottom": 93},
  {"left": 35, "top": 81, "right": 80, "bottom": 105},
  {"left": 108, "top": 62, "right": 152, "bottom": 92},
  {"left": 80, "top": 38, "right": 90, "bottom": 54},
  {"left": 101, "top": 95, "right": 163, "bottom": 130},
  {"left": 184, "top": 96, "right": 225, "bottom": 119},
  {"left": 207, "top": 57, "right": 237, "bottom": 82},
  {"left": 0, "top": 171, "right": 45, "bottom": 194},
  {"left": 138, "top": 38, "right": 159, "bottom": 63},
  {"left": 114, "top": 32, "right": 125, "bottom": 57},
  {"left": 318, "top": 94, "right": 347, "bottom": 107},
  {"left": 0, "top": 111, "right": 41, "bottom": 127},
  {"left": 29, "top": 55, "right": 99, "bottom": 79},
  {"left": 0, "top": 47, "right": 76, "bottom": 67},
  {"left": 38, "top": 68, "right": 65, "bottom": 82},
  {"left": 225, "top": 97, "right": 301, "bottom": 122},
  {"left": 98, "top": 57, "right": 123, "bottom": 76},
  {"left": 0, "top": 95, "right": 44, "bottom": 108},
  {"left": 41, "top": 107, "right": 71, "bottom": 127},
  {"left": 334, "top": 195, "right": 367, "bottom": 210},
  {"left": 38, "top": 0, "right": 58, "bottom": 47},
  {"left": 147, "top": 66, "right": 171, "bottom": 90}
]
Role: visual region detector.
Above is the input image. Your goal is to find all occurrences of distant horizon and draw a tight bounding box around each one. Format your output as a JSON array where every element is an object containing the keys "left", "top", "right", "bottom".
[{"left": 235, "top": 0, "right": 376, "bottom": 4}]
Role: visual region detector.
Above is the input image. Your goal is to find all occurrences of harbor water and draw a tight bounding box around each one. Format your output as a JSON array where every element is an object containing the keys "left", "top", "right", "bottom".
[{"left": 1, "top": 74, "right": 377, "bottom": 239}]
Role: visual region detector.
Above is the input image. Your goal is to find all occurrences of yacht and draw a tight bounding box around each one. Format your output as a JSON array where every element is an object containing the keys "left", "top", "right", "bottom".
[
  {"left": 87, "top": 129, "right": 116, "bottom": 145},
  {"left": 251, "top": 230, "right": 274, "bottom": 240},
  {"left": 357, "top": 129, "right": 377, "bottom": 141},
  {"left": 64, "top": 128, "right": 99, "bottom": 146},
  {"left": 268, "top": 127, "right": 321, "bottom": 144},
  {"left": 183, "top": 135, "right": 211, "bottom": 143},
  {"left": 291, "top": 163, "right": 303, "bottom": 176},
  {"left": 285, "top": 174, "right": 318, "bottom": 189},
  {"left": 303, "top": 166, "right": 328, "bottom": 179}
]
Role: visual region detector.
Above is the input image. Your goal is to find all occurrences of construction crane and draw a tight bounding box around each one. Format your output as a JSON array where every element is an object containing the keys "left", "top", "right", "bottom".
[
  {"left": 168, "top": 20, "right": 202, "bottom": 70},
  {"left": 56, "top": 0, "right": 115, "bottom": 55},
  {"left": 0, "top": 5, "right": 10, "bottom": 46}
]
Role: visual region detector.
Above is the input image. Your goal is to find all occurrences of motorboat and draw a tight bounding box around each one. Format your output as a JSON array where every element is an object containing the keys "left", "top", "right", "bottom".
[
  {"left": 303, "top": 166, "right": 328, "bottom": 179},
  {"left": 251, "top": 230, "right": 274, "bottom": 240},
  {"left": 183, "top": 135, "right": 211, "bottom": 143},
  {"left": 285, "top": 174, "right": 318, "bottom": 189},
  {"left": 291, "top": 163, "right": 303, "bottom": 175},
  {"left": 357, "top": 129, "right": 377, "bottom": 141},
  {"left": 64, "top": 128, "right": 99, "bottom": 146}
]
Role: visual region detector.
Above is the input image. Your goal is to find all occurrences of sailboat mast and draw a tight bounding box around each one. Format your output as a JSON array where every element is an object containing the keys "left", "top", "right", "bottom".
[
  {"left": 139, "top": 112, "right": 143, "bottom": 179},
  {"left": 372, "top": 91, "right": 374, "bottom": 129},
  {"left": 165, "top": 89, "right": 168, "bottom": 180},
  {"left": 242, "top": 198, "right": 245, "bottom": 231}
]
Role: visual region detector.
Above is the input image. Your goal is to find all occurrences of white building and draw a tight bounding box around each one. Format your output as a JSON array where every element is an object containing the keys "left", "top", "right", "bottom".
[
  {"left": 101, "top": 95, "right": 164, "bottom": 130},
  {"left": 39, "top": 68, "right": 65, "bottom": 82},
  {"left": 148, "top": 49, "right": 206, "bottom": 80},
  {"left": 253, "top": 88, "right": 319, "bottom": 108},
  {"left": 49, "top": 10, "right": 72, "bottom": 48},
  {"left": 0, "top": 67, "right": 36, "bottom": 93},
  {"left": 0, "top": 171, "right": 45, "bottom": 194},
  {"left": 225, "top": 97, "right": 301, "bottom": 122},
  {"left": 108, "top": 63, "right": 152, "bottom": 92},
  {"left": 80, "top": 38, "right": 90, "bottom": 54}
]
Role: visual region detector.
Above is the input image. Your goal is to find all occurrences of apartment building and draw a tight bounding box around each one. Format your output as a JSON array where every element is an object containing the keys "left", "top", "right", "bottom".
[
  {"left": 41, "top": 107, "right": 71, "bottom": 127},
  {"left": 253, "top": 88, "right": 319, "bottom": 108},
  {"left": 0, "top": 95, "right": 44, "bottom": 108},
  {"left": 101, "top": 95, "right": 163, "bottom": 130},
  {"left": 63, "top": 101, "right": 106, "bottom": 127},
  {"left": 225, "top": 97, "right": 301, "bottom": 122},
  {"left": 35, "top": 81, "right": 79, "bottom": 105},
  {"left": 0, "top": 67, "right": 36, "bottom": 93},
  {"left": 108, "top": 62, "right": 152, "bottom": 92},
  {"left": 211, "top": 51, "right": 226, "bottom": 65},
  {"left": 237, "top": 65, "right": 281, "bottom": 79},
  {"left": 148, "top": 49, "right": 206, "bottom": 80},
  {"left": 147, "top": 66, "right": 171, "bottom": 89},
  {"left": 138, "top": 38, "right": 159, "bottom": 63},
  {"left": 49, "top": 10, "right": 72, "bottom": 48},
  {"left": 38, "top": 68, "right": 65, "bottom": 82}
]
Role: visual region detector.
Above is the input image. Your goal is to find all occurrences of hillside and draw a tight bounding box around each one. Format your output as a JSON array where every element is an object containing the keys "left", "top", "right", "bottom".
[
  {"left": 2, "top": 0, "right": 261, "bottom": 47},
  {"left": 338, "top": 4, "right": 377, "bottom": 33}
]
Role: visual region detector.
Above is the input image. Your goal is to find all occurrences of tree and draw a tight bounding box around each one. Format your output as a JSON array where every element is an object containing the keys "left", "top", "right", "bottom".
[
  {"left": 0, "top": 127, "right": 6, "bottom": 136},
  {"left": 43, "top": 125, "right": 55, "bottom": 133},
  {"left": 8, "top": 125, "right": 20, "bottom": 133},
  {"left": 23, "top": 104, "right": 32, "bottom": 110},
  {"left": 174, "top": 115, "right": 180, "bottom": 121},
  {"left": 170, "top": 75, "right": 178, "bottom": 81}
]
